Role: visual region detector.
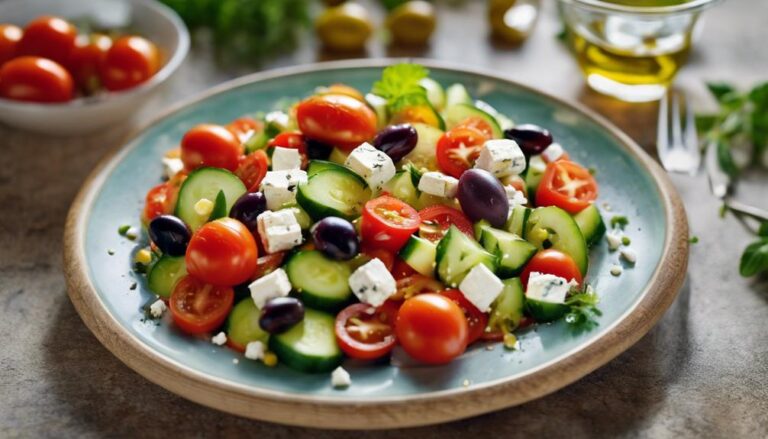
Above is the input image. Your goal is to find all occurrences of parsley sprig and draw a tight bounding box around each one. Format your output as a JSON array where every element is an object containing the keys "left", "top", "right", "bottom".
[
  {"left": 372, "top": 63, "right": 430, "bottom": 113},
  {"left": 564, "top": 285, "right": 602, "bottom": 331}
]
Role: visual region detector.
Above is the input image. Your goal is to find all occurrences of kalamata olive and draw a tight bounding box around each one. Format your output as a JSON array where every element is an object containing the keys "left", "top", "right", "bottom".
[
  {"left": 148, "top": 215, "right": 191, "bottom": 256},
  {"left": 457, "top": 169, "right": 509, "bottom": 227},
  {"left": 306, "top": 138, "right": 333, "bottom": 160},
  {"left": 311, "top": 216, "right": 360, "bottom": 261},
  {"left": 373, "top": 124, "right": 418, "bottom": 162},
  {"left": 504, "top": 124, "right": 553, "bottom": 155},
  {"left": 259, "top": 297, "right": 305, "bottom": 334},
  {"left": 229, "top": 192, "right": 267, "bottom": 231}
]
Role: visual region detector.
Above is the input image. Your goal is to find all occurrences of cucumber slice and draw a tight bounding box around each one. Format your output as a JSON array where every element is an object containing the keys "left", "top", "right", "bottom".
[
  {"left": 486, "top": 277, "right": 525, "bottom": 333},
  {"left": 402, "top": 123, "right": 444, "bottom": 171},
  {"left": 365, "top": 93, "right": 388, "bottom": 128},
  {"left": 382, "top": 170, "right": 420, "bottom": 207},
  {"left": 147, "top": 256, "right": 186, "bottom": 299},
  {"left": 307, "top": 160, "right": 348, "bottom": 177},
  {"left": 435, "top": 225, "right": 497, "bottom": 287},
  {"left": 328, "top": 147, "right": 350, "bottom": 165},
  {"left": 474, "top": 219, "right": 492, "bottom": 239},
  {"left": 419, "top": 77, "right": 446, "bottom": 111},
  {"left": 399, "top": 235, "right": 437, "bottom": 276},
  {"left": 443, "top": 103, "right": 503, "bottom": 139},
  {"left": 525, "top": 155, "right": 547, "bottom": 203},
  {"left": 296, "top": 169, "right": 371, "bottom": 220},
  {"left": 282, "top": 203, "right": 312, "bottom": 230},
  {"left": 269, "top": 308, "right": 343, "bottom": 373},
  {"left": 226, "top": 298, "right": 270, "bottom": 348},
  {"left": 525, "top": 297, "right": 569, "bottom": 323},
  {"left": 525, "top": 206, "right": 589, "bottom": 275},
  {"left": 505, "top": 205, "right": 531, "bottom": 237},
  {"left": 573, "top": 204, "right": 606, "bottom": 247},
  {"left": 480, "top": 227, "right": 537, "bottom": 278},
  {"left": 175, "top": 167, "right": 246, "bottom": 232},
  {"left": 475, "top": 100, "right": 515, "bottom": 131},
  {"left": 286, "top": 250, "right": 353, "bottom": 312},
  {"left": 445, "top": 83, "right": 473, "bottom": 107},
  {"left": 264, "top": 110, "right": 291, "bottom": 137}
]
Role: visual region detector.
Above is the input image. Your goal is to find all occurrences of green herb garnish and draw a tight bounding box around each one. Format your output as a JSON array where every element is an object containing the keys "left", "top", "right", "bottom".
[
  {"left": 372, "top": 63, "right": 430, "bottom": 113},
  {"left": 610, "top": 215, "right": 629, "bottom": 229},
  {"left": 564, "top": 286, "right": 602, "bottom": 331},
  {"left": 689, "top": 236, "right": 699, "bottom": 244},
  {"left": 118, "top": 224, "right": 130, "bottom": 236}
]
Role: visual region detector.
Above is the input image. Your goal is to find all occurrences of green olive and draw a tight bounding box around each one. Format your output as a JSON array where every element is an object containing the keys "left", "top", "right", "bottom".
[
  {"left": 488, "top": 0, "right": 539, "bottom": 44},
  {"left": 386, "top": 1, "right": 436, "bottom": 46},
  {"left": 315, "top": 2, "right": 373, "bottom": 52}
]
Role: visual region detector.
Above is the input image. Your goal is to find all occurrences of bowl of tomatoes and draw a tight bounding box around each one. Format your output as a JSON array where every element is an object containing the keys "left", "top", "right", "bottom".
[{"left": 0, "top": 0, "right": 189, "bottom": 135}]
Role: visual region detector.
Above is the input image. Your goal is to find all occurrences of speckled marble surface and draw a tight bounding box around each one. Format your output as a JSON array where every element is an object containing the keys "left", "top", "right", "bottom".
[{"left": 1, "top": 0, "right": 767, "bottom": 437}]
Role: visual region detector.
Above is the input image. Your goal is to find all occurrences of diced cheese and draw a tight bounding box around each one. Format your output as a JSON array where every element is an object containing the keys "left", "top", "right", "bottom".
[
  {"left": 271, "top": 146, "right": 302, "bottom": 171},
  {"left": 474, "top": 139, "right": 526, "bottom": 177},
  {"left": 348, "top": 258, "right": 397, "bottom": 307},
  {"left": 606, "top": 232, "right": 622, "bottom": 251},
  {"left": 149, "top": 299, "right": 167, "bottom": 318},
  {"left": 162, "top": 157, "right": 184, "bottom": 180},
  {"left": 504, "top": 185, "right": 528, "bottom": 208},
  {"left": 610, "top": 265, "right": 623, "bottom": 276},
  {"left": 194, "top": 198, "right": 214, "bottom": 217},
  {"left": 259, "top": 170, "right": 308, "bottom": 211},
  {"left": 249, "top": 267, "right": 292, "bottom": 308},
  {"left": 331, "top": 366, "right": 351, "bottom": 388},
  {"left": 458, "top": 264, "right": 504, "bottom": 311},
  {"left": 244, "top": 341, "right": 265, "bottom": 360},
  {"left": 620, "top": 248, "right": 637, "bottom": 264},
  {"left": 345, "top": 142, "right": 396, "bottom": 191},
  {"left": 418, "top": 171, "right": 459, "bottom": 198},
  {"left": 211, "top": 331, "right": 227, "bottom": 346},
  {"left": 541, "top": 142, "right": 565, "bottom": 162},
  {"left": 525, "top": 272, "right": 575, "bottom": 304},
  {"left": 256, "top": 210, "right": 303, "bottom": 253}
]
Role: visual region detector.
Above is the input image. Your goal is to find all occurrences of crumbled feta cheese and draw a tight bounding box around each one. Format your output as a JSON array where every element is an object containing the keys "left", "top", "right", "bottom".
[
  {"left": 459, "top": 264, "right": 504, "bottom": 311},
  {"left": 125, "top": 226, "right": 140, "bottom": 241},
  {"left": 260, "top": 170, "right": 308, "bottom": 211},
  {"left": 271, "top": 147, "right": 302, "bottom": 171},
  {"left": 194, "top": 198, "right": 214, "bottom": 217},
  {"left": 345, "top": 143, "right": 396, "bottom": 192},
  {"left": 418, "top": 171, "right": 459, "bottom": 198},
  {"left": 620, "top": 248, "right": 637, "bottom": 264},
  {"left": 162, "top": 157, "right": 184, "bottom": 179},
  {"left": 149, "top": 299, "right": 167, "bottom": 318},
  {"left": 244, "top": 341, "right": 265, "bottom": 360},
  {"left": 541, "top": 142, "right": 565, "bottom": 162},
  {"left": 606, "top": 232, "right": 622, "bottom": 251},
  {"left": 232, "top": 358, "right": 239, "bottom": 364},
  {"left": 526, "top": 272, "right": 574, "bottom": 304},
  {"left": 331, "top": 366, "right": 351, "bottom": 388},
  {"left": 528, "top": 155, "right": 547, "bottom": 174},
  {"left": 348, "top": 258, "right": 397, "bottom": 307},
  {"left": 211, "top": 331, "right": 227, "bottom": 346},
  {"left": 474, "top": 139, "right": 526, "bottom": 177},
  {"left": 249, "top": 268, "right": 292, "bottom": 308},
  {"left": 256, "top": 209, "right": 303, "bottom": 253},
  {"left": 504, "top": 185, "right": 528, "bottom": 208},
  {"left": 610, "top": 265, "right": 623, "bottom": 276}
]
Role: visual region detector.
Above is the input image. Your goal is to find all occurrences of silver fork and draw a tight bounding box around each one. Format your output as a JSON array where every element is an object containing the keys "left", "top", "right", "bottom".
[{"left": 657, "top": 90, "right": 701, "bottom": 175}]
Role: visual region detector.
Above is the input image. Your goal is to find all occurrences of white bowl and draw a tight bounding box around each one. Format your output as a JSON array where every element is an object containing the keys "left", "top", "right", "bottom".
[{"left": 0, "top": 0, "right": 190, "bottom": 135}]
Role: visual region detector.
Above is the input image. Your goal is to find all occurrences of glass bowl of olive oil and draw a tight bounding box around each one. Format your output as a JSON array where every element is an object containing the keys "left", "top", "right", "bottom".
[{"left": 558, "top": 0, "right": 719, "bottom": 102}]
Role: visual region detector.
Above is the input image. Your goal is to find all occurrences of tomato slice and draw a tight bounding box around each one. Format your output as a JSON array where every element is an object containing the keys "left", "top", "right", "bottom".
[
  {"left": 417, "top": 205, "right": 474, "bottom": 243},
  {"left": 360, "top": 196, "right": 420, "bottom": 253},
  {"left": 456, "top": 116, "right": 495, "bottom": 139},
  {"left": 235, "top": 150, "right": 269, "bottom": 192},
  {"left": 251, "top": 252, "right": 286, "bottom": 281},
  {"left": 391, "top": 257, "right": 417, "bottom": 280},
  {"left": 536, "top": 160, "right": 598, "bottom": 214},
  {"left": 436, "top": 126, "right": 488, "bottom": 178},
  {"left": 361, "top": 245, "right": 396, "bottom": 272},
  {"left": 227, "top": 117, "right": 263, "bottom": 144},
  {"left": 335, "top": 302, "right": 397, "bottom": 360},
  {"left": 520, "top": 249, "right": 583, "bottom": 288},
  {"left": 142, "top": 182, "right": 176, "bottom": 223},
  {"left": 439, "top": 289, "right": 488, "bottom": 344},
  {"left": 391, "top": 274, "right": 444, "bottom": 301},
  {"left": 169, "top": 276, "right": 235, "bottom": 335}
]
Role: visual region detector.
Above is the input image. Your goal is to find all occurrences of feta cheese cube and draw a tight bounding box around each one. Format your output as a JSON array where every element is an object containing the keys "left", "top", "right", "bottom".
[
  {"left": 610, "top": 265, "right": 623, "bottom": 276},
  {"left": 271, "top": 147, "right": 302, "bottom": 171},
  {"left": 348, "top": 258, "right": 397, "bottom": 307},
  {"left": 211, "top": 331, "right": 227, "bottom": 346},
  {"left": 149, "top": 299, "right": 167, "bottom": 318},
  {"left": 475, "top": 139, "right": 526, "bottom": 177},
  {"left": 244, "top": 341, "right": 265, "bottom": 360},
  {"left": 256, "top": 209, "right": 303, "bottom": 253},
  {"left": 620, "top": 248, "right": 637, "bottom": 264},
  {"left": 525, "top": 272, "right": 575, "bottom": 304},
  {"left": 606, "top": 232, "right": 622, "bottom": 251},
  {"left": 458, "top": 264, "right": 504, "bottom": 311},
  {"left": 504, "top": 185, "right": 528, "bottom": 209},
  {"left": 162, "top": 157, "right": 184, "bottom": 180},
  {"left": 259, "top": 170, "right": 308, "bottom": 211},
  {"left": 345, "top": 143, "right": 396, "bottom": 191},
  {"left": 249, "top": 267, "right": 292, "bottom": 308},
  {"left": 194, "top": 198, "right": 214, "bottom": 217},
  {"left": 418, "top": 172, "right": 459, "bottom": 198},
  {"left": 331, "top": 366, "right": 351, "bottom": 388},
  {"left": 541, "top": 142, "right": 565, "bottom": 163}
]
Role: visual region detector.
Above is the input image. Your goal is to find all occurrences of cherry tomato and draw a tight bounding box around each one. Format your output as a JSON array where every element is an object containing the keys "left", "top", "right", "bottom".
[
  {"left": 0, "top": 56, "right": 73, "bottom": 103},
  {"left": 456, "top": 116, "right": 496, "bottom": 139},
  {"left": 181, "top": 124, "right": 242, "bottom": 172},
  {"left": 360, "top": 245, "right": 396, "bottom": 272},
  {"left": 226, "top": 116, "right": 263, "bottom": 143},
  {"left": 439, "top": 289, "right": 488, "bottom": 344},
  {"left": 185, "top": 218, "right": 258, "bottom": 286},
  {"left": 417, "top": 205, "right": 474, "bottom": 243},
  {"left": 391, "top": 274, "right": 443, "bottom": 301},
  {"left": 69, "top": 33, "right": 112, "bottom": 93},
  {"left": 360, "top": 195, "right": 420, "bottom": 253},
  {"left": 268, "top": 131, "right": 308, "bottom": 168},
  {"left": 436, "top": 126, "right": 488, "bottom": 178},
  {"left": 141, "top": 182, "right": 174, "bottom": 223},
  {"left": 17, "top": 16, "right": 76, "bottom": 66},
  {"left": 536, "top": 160, "right": 598, "bottom": 214},
  {"left": 0, "top": 24, "right": 22, "bottom": 66},
  {"left": 99, "top": 35, "right": 160, "bottom": 91},
  {"left": 251, "top": 252, "right": 286, "bottom": 281},
  {"left": 520, "top": 249, "right": 583, "bottom": 288},
  {"left": 396, "top": 293, "right": 468, "bottom": 364},
  {"left": 391, "top": 257, "right": 417, "bottom": 280},
  {"left": 169, "top": 275, "right": 234, "bottom": 335},
  {"left": 295, "top": 94, "right": 377, "bottom": 150},
  {"left": 317, "top": 83, "right": 365, "bottom": 102},
  {"left": 335, "top": 302, "right": 398, "bottom": 360},
  {"left": 234, "top": 150, "right": 269, "bottom": 191}
]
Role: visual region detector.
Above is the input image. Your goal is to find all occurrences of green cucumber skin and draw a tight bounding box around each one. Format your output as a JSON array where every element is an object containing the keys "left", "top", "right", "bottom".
[
  {"left": 307, "top": 160, "right": 349, "bottom": 178},
  {"left": 296, "top": 170, "right": 370, "bottom": 221},
  {"left": 480, "top": 227, "right": 537, "bottom": 278},
  {"left": 435, "top": 225, "right": 497, "bottom": 287},
  {"left": 525, "top": 297, "right": 569, "bottom": 323},
  {"left": 382, "top": 171, "right": 420, "bottom": 207},
  {"left": 269, "top": 309, "right": 343, "bottom": 373},
  {"left": 442, "top": 103, "right": 503, "bottom": 138},
  {"left": 487, "top": 277, "right": 525, "bottom": 333},
  {"left": 573, "top": 204, "right": 606, "bottom": 247},
  {"left": 226, "top": 298, "right": 270, "bottom": 348},
  {"left": 175, "top": 167, "right": 246, "bottom": 232},
  {"left": 286, "top": 251, "right": 353, "bottom": 313},
  {"left": 399, "top": 235, "right": 437, "bottom": 277},
  {"left": 147, "top": 256, "right": 187, "bottom": 298},
  {"left": 505, "top": 205, "right": 531, "bottom": 238},
  {"left": 525, "top": 206, "right": 589, "bottom": 275}
]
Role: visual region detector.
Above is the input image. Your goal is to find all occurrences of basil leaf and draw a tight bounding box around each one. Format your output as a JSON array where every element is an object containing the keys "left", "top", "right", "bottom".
[
  {"left": 208, "top": 190, "right": 228, "bottom": 222},
  {"left": 748, "top": 82, "right": 768, "bottom": 107},
  {"left": 716, "top": 140, "right": 740, "bottom": 177},
  {"left": 759, "top": 222, "right": 768, "bottom": 238},
  {"left": 707, "top": 82, "right": 736, "bottom": 102},
  {"left": 739, "top": 238, "right": 768, "bottom": 277}
]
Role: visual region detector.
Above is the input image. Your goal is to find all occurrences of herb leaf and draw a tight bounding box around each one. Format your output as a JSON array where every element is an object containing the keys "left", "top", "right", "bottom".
[
  {"left": 739, "top": 238, "right": 768, "bottom": 277},
  {"left": 372, "top": 63, "right": 429, "bottom": 112},
  {"left": 564, "top": 286, "right": 602, "bottom": 331},
  {"left": 706, "top": 82, "right": 737, "bottom": 102}
]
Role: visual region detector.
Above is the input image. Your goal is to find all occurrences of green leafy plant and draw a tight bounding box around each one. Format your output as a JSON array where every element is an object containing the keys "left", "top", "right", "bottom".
[
  {"left": 372, "top": 63, "right": 430, "bottom": 112},
  {"left": 564, "top": 286, "right": 602, "bottom": 331},
  {"left": 739, "top": 223, "right": 768, "bottom": 277}
]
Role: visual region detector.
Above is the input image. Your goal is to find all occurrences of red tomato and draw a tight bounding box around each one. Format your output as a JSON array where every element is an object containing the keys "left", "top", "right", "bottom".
[
  {"left": 391, "top": 257, "right": 417, "bottom": 280},
  {"left": 268, "top": 131, "right": 309, "bottom": 168},
  {"left": 185, "top": 218, "right": 259, "bottom": 286},
  {"left": 436, "top": 126, "right": 488, "bottom": 178},
  {"left": 234, "top": 150, "right": 269, "bottom": 191},
  {"left": 169, "top": 276, "right": 234, "bottom": 335},
  {"left": 503, "top": 175, "right": 528, "bottom": 197},
  {"left": 69, "top": 33, "right": 112, "bottom": 93},
  {"left": 0, "top": 24, "right": 22, "bottom": 66},
  {"left": 17, "top": 16, "right": 77, "bottom": 66},
  {"left": 226, "top": 117, "right": 263, "bottom": 143},
  {"left": 361, "top": 196, "right": 420, "bottom": 253},
  {"left": 391, "top": 274, "right": 444, "bottom": 301},
  {"left": 295, "top": 94, "right": 377, "bottom": 150},
  {"left": 0, "top": 56, "right": 73, "bottom": 102},
  {"left": 520, "top": 249, "right": 583, "bottom": 288},
  {"left": 536, "top": 160, "right": 598, "bottom": 214},
  {"left": 141, "top": 182, "right": 174, "bottom": 223},
  {"left": 456, "top": 116, "right": 496, "bottom": 139},
  {"left": 335, "top": 302, "right": 398, "bottom": 360},
  {"left": 181, "top": 124, "right": 242, "bottom": 172},
  {"left": 417, "top": 205, "right": 474, "bottom": 243},
  {"left": 251, "top": 252, "right": 286, "bottom": 281},
  {"left": 361, "top": 245, "right": 396, "bottom": 272},
  {"left": 439, "top": 289, "right": 488, "bottom": 344},
  {"left": 396, "top": 293, "right": 468, "bottom": 364},
  {"left": 99, "top": 35, "right": 160, "bottom": 91}
]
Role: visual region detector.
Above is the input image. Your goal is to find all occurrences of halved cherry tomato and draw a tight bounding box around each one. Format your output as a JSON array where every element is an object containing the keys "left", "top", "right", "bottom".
[
  {"left": 396, "top": 293, "right": 468, "bottom": 364},
  {"left": 439, "top": 289, "right": 488, "bottom": 344},
  {"left": 417, "top": 205, "right": 474, "bottom": 243},
  {"left": 181, "top": 124, "right": 242, "bottom": 172},
  {"left": 226, "top": 116, "right": 263, "bottom": 143},
  {"left": 169, "top": 275, "right": 234, "bottom": 335},
  {"left": 317, "top": 83, "right": 365, "bottom": 102},
  {"left": 295, "top": 94, "right": 377, "bottom": 150},
  {"left": 251, "top": 252, "right": 286, "bottom": 281},
  {"left": 0, "top": 24, "right": 22, "bottom": 66},
  {"left": 268, "top": 131, "right": 309, "bottom": 168},
  {"left": 456, "top": 116, "right": 495, "bottom": 139},
  {"left": 17, "top": 16, "right": 77, "bottom": 66},
  {"left": 0, "top": 56, "right": 73, "bottom": 103},
  {"left": 391, "top": 257, "right": 417, "bottom": 280},
  {"left": 185, "top": 218, "right": 258, "bottom": 286},
  {"left": 391, "top": 274, "right": 444, "bottom": 301},
  {"left": 335, "top": 302, "right": 398, "bottom": 360},
  {"left": 520, "top": 249, "right": 583, "bottom": 288},
  {"left": 142, "top": 182, "right": 175, "bottom": 223},
  {"left": 502, "top": 174, "right": 528, "bottom": 198},
  {"left": 69, "top": 33, "right": 112, "bottom": 93},
  {"left": 361, "top": 196, "right": 420, "bottom": 253},
  {"left": 536, "top": 160, "right": 598, "bottom": 214},
  {"left": 99, "top": 35, "right": 160, "bottom": 91},
  {"left": 436, "top": 126, "right": 488, "bottom": 178},
  {"left": 235, "top": 150, "right": 269, "bottom": 192},
  {"left": 360, "top": 244, "right": 395, "bottom": 272}
]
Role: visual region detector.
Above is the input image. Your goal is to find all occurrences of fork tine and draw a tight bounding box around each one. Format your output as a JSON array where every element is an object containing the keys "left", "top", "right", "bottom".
[
  {"left": 671, "top": 92, "right": 684, "bottom": 151},
  {"left": 657, "top": 91, "right": 669, "bottom": 161},
  {"left": 682, "top": 93, "right": 701, "bottom": 174}
]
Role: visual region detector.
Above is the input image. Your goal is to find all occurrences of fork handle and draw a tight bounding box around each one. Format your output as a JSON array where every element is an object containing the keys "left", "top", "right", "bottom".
[{"left": 726, "top": 198, "right": 768, "bottom": 222}]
